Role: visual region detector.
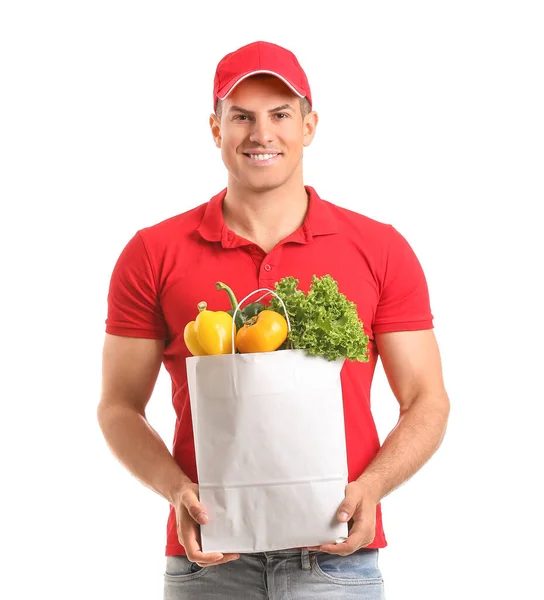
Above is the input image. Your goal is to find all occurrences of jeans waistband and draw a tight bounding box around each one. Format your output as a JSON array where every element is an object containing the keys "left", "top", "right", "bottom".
[{"left": 259, "top": 548, "right": 313, "bottom": 570}]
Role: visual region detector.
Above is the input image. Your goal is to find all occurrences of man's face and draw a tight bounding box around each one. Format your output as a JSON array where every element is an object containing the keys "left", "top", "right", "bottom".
[{"left": 210, "top": 76, "right": 317, "bottom": 193}]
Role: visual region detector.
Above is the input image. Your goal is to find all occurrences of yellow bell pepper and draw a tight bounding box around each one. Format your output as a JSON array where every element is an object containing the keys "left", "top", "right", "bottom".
[
  {"left": 235, "top": 309, "right": 288, "bottom": 354},
  {"left": 183, "top": 312, "right": 207, "bottom": 356},
  {"left": 184, "top": 301, "right": 234, "bottom": 356}
]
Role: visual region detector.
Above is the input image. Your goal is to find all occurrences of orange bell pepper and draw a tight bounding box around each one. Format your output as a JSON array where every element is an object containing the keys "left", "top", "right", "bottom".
[{"left": 235, "top": 309, "right": 288, "bottom": 354}]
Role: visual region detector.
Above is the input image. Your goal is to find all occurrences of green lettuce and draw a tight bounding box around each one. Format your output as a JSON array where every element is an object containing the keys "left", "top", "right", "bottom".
[{"left": 269, "top": 274, "right": 370, "bottom": 362}]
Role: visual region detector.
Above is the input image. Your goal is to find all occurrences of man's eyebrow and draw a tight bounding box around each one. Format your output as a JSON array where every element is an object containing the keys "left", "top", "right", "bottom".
[
  {"left": 268, "top": 104, "right": 295, "bottom": 113},
  {"left": 228, "top": 104, "right": 295, "bottom": 115}
]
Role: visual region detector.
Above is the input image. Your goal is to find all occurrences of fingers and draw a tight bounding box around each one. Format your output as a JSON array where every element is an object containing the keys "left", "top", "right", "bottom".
[
  {"left": 319, "top": 519, "right": 375, "bottom": 556},
  {"left": 336, "top": 480, "right": 367, "bottom": 523},
  {"left": 176, "top": 484, "right": 241, "bottom": 567},
  {"left": 179, "top": 484, "right": 209, "bottom": 525},
  {"left": 317, "top": 481, "right": 378, "bottom": 556},
  {"left": 319, "top": 542, "right": 356, "bottom": 556},
  {"left": 194, "top": 553, "right": 241, "bottom": 568},
  {"left": 181, "top": 515, "right": 241, "bottom": 566}
]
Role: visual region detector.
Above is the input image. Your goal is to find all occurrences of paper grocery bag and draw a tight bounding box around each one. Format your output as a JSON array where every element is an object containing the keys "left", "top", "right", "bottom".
[{"left": 186, "top": 347, "right": 349, "bottom": 553}]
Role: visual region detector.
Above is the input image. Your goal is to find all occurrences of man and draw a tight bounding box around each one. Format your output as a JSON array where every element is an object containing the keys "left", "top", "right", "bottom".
[{"left": 98, "top": 40, "right": 450, "bottom": 599}]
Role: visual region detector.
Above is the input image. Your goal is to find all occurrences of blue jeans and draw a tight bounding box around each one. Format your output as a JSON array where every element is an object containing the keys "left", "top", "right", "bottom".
[{"left": 164, "top": 547, "right": 386, "bottom": 599}]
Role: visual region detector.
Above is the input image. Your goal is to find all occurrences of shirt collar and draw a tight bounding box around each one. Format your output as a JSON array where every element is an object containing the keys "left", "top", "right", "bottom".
[{"left": 197, "top": 186, "right": 338, "bottom": 248}]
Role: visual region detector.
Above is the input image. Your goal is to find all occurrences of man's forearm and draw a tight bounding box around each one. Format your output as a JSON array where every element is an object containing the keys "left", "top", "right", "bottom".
[
  {"left": 97, "top": 405, "right": 191, "bottom": 505},
  {"left": 358, "top": 392, "right": 450, "bottom": 502}
]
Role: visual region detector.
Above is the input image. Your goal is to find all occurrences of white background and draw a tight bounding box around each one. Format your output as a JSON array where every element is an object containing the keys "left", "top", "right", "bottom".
[{"left": 1, "top": 1, "right": 543, "bottom": 599}]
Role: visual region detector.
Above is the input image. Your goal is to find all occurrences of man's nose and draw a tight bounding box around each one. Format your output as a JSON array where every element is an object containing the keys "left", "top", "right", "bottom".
[{"left": 248, "top": 118, "right": 274, "bottom": 145}]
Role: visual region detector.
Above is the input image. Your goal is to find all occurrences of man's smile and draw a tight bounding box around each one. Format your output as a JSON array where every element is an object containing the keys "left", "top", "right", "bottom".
[{"left": 243, "top": 152, "right": 282, "bottom": 165}]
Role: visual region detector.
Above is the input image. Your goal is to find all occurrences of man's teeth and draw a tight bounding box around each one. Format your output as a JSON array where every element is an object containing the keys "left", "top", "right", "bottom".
[{"left": 248, "top": 154, "right": 278, "bottom": 161}]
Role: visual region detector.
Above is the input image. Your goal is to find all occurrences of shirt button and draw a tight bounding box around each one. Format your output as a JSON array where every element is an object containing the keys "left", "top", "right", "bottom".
[{"left": 264, "top": 264, "right": 272, "bottom": 272}]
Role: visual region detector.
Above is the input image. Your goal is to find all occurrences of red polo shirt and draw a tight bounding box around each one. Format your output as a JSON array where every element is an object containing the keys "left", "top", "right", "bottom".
[{"left": 105, "top": 185, "right": 434, "bottom": 556}]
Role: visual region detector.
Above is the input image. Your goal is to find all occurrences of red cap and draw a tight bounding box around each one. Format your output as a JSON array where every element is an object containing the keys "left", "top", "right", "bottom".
[{"left": 213, "top": 41, "right": 312, "bottom": 111}]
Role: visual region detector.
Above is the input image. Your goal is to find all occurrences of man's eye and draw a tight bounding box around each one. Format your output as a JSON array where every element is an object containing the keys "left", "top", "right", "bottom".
[
  {"left": 275, "top": 113, "right": 288, "bottom": 119},
  {"left": 233, "top": 115, "right": 248, "bottom": 121}
]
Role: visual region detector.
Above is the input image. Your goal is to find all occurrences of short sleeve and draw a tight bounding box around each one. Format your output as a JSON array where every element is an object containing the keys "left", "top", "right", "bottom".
[
  {"left": 105, "top": 232, "right": 168, "bottom": 339},
  {"left": 373, "top": 226, "right": 434, "bottom": 333}
]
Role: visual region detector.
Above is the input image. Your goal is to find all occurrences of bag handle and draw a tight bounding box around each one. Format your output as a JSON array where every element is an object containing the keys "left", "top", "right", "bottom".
[{"left": 231, "top": 288, "right": 291, "bottom": 354}]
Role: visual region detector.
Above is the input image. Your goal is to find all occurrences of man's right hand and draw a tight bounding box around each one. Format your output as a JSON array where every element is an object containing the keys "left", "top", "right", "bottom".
[{"left": 175, "top": 482, "right": 241, "bottom": 567}]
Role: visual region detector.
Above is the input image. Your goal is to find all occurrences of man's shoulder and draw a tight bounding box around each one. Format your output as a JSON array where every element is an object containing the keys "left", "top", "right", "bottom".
[
  {"left": 136, "top": 202, "right": 208, "bottom": 247},
  {"left": 321, "top": 197, "right": 423, "bottom": 266},
  {"left": 321, "top": 196, "right": 394, "bottom": 237},
  {"left": 144, "top": 202, "right": 207, "bottom": 233}
]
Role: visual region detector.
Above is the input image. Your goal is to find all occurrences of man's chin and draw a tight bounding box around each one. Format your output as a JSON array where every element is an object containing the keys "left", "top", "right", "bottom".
[
  {"left": 227, "top": 167, "right": 292, "bottom": 193},
  {"left": 243, "top": 176, "right": 287, "bottom": 194}
]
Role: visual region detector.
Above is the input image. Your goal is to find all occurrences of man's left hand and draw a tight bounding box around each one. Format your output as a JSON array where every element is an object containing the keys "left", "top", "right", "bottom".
[{"left": 308, "top": 480, "right": 378, "bottom": 556}]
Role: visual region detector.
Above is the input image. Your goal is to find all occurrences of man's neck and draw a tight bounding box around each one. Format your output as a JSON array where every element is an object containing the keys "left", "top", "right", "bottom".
[{"left": 222, "top": 179, "right": 309, "bottom": 253}]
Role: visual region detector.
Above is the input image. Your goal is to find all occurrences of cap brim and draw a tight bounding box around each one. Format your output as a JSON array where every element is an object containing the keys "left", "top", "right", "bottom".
[{"left": 217, "top": 70, "right": 306, "bottom": 101}]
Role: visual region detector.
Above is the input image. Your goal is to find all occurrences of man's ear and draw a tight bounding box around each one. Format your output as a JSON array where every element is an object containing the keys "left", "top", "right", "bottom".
[
  {"left": 303, "top": 111, "right": 319, "bottom": 147},
  {"left": 209, "top": 114, "right": 221, "bottom": 148}
]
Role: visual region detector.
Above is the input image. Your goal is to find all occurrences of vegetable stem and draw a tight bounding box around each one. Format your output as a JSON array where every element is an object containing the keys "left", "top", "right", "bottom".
[{"left": 215, "top": 282, "right": 239, "bottom": 312}]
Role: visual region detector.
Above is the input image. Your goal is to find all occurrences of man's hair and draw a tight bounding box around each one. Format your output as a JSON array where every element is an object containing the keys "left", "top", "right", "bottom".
[{"left": 215, "top": 74, "right": 312, "bottom": 119}]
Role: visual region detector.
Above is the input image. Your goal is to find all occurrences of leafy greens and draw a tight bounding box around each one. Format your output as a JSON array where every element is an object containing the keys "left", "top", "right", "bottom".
[{"left": 269, "top": 274, "right": 370, "bottom": 362}]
